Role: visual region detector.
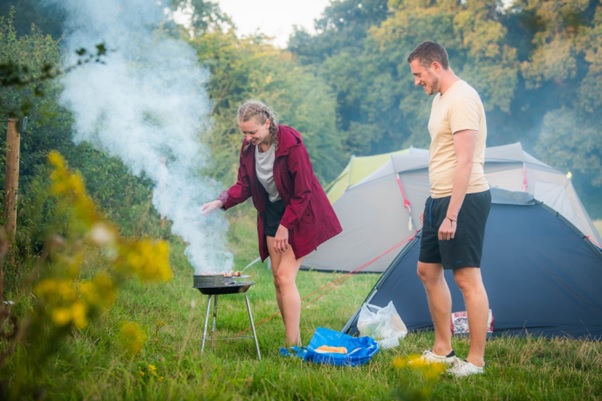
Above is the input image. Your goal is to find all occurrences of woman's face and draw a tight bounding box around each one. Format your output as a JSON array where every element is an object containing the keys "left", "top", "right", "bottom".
[{"left": 239, "top": 116, "right": 271, "bottom": 147}]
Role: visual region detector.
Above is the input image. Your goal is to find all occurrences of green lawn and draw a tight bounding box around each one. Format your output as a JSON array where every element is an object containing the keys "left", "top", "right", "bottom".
[
  {"left": 3, "top": 246, "right": 601, "bottom": 401},
  {"left": 2, "top": 211, "right": 601, "bottom": 401}
]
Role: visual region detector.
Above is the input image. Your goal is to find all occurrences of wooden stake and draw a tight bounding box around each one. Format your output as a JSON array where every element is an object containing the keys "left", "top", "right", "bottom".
[{"left": 4, "top": 118, "right": 20, "bottom": 273}]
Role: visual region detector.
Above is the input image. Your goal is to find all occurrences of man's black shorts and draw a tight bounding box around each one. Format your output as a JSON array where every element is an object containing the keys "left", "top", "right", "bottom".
[{"left": 419, "top": 190, "right": 491, "bottom": 269}]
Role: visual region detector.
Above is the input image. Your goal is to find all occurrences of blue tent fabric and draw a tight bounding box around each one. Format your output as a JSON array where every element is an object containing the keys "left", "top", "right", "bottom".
[{"left": 343, "top": 188, "right": 602, "bottom": 339}]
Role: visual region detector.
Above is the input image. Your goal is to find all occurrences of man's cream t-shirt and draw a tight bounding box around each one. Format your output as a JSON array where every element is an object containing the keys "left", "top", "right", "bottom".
[{"left": 427, "top": 80, "right": 489, "bottom": 198}]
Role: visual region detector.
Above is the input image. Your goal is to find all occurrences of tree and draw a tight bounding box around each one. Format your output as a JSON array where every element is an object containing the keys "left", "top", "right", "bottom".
[
  {"left": 191, "top": 31, "right": 345, "bottom": 184},
  {"left": 288, "top": 0, "right": 601, "bottom": 216},
  {"left": 0, "top": 10, "right": 168, "bottom": 271},
  {"left": 0, "top": 9, "right": 62, "bottom": 118},
  {"left": 288, "top": 0, "right": 390, "bottom": 64},
  {"left": 163, "top": 0, "right": 233, "bottom": 38},
  {"left": 0, "top": 0, "right": 66, "bottom": 38},
  {"left": 533, "top": 2, "right": 602, "bottom": 215}
]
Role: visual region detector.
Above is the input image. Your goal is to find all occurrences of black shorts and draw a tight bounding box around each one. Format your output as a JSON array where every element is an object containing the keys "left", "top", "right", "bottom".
[
  {"left": 419, "top": 190, "right": 491, "bottom": 269},
  {"left": 264, "top": 199, "right": 285, "bottom": 237}
]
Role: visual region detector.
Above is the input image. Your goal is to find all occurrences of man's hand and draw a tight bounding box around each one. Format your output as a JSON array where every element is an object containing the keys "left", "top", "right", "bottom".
[{"left": 438, "top": 217, "right": 456, "bottom": 241}]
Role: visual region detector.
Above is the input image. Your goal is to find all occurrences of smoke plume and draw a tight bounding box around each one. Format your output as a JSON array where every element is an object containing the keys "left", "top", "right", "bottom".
[{"left": 50, "top": 0, "right": 233, "bottom": 274}]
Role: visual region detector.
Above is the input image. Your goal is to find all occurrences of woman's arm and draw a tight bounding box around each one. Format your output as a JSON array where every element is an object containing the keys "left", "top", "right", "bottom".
[{"left": 200, "top": 141, "right": 253, "bottom": 213}]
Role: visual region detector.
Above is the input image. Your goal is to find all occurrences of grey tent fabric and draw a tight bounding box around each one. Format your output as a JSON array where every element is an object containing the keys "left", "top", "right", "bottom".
[
  {"left": 342, "top": 188, "right": 602, "bottom": 339},
  {"left": 303, "top": 142, "right": 601, "bottom": 273}
]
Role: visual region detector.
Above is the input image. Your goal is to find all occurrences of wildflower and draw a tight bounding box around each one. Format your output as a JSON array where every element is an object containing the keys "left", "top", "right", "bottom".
[
  {"left": 51, "top": 307, "right": 72, "bottom": 326},
  {"left": 392, "top": 354, "right": 446, "bottom": 400},
  {"left": 80, "top": 273, "right": 116, "bottom": 309},
  {"left": 118, "top": 239, "right": 172, "bottom": 282},
  {"left": 148, "top": 364, "right": 157, "bottom": 376},
  {"left": 48, "top": 151, "right": 101, "bottom": 227},
  {"left": 71, "top": 301, "right": 88, "bottom": 329},
  {"left": 119, "top": 321, "right": 147, "bottom": 356},
  {"left": 87, "top": 222, "right": 117, "bottom": 246}
]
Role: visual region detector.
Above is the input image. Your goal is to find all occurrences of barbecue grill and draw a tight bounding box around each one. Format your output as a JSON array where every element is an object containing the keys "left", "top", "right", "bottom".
[
  {"left": 193, "top": 273, "right": 261, "bottom": 360},
  {"left": 193, "top": 273, "right": 254, "bottom": 295}
]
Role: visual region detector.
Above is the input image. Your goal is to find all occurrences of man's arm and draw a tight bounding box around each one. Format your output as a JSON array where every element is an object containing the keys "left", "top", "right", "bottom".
[{"left": 439, "top": 129, "right": 477, "bottom": 240}]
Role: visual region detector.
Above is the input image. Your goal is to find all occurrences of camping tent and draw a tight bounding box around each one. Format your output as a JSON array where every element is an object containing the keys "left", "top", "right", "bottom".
[
  {"left": 342, "top": 188, "right": 602, "bottom": 339},
  {"left": 303, "top": 142, "right": 601, "bottom": 273},
  {"left": 324, "top": 147, "right": 428, "bottom": 203}
]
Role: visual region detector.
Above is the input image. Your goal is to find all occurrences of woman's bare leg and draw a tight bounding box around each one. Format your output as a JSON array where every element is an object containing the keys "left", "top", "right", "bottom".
[{"left": 267, "top": 236, "right": 303, "bottom": 346}]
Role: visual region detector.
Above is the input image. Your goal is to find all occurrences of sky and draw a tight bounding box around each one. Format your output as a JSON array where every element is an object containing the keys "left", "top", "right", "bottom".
[{"left": 216, "top": 0, "right": 331, "bottom": 47}]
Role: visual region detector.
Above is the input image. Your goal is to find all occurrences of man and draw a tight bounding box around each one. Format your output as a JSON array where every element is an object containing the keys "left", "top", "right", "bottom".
[{"left": 407, "top": 41, "right": 491, "bottom": 377}]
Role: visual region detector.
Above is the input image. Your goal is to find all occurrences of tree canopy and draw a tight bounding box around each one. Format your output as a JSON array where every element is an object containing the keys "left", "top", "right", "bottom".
[
  {"left": 1, "top": 0, "right": 601, "bottom": 240},
  {"left": 289, "top": 0, "right": 602, "bottom": 215}
]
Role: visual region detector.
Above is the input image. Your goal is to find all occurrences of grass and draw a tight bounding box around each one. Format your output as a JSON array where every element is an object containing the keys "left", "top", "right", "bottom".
[{"left": 2, "top": 213, "right": 602, "bottom": 401}]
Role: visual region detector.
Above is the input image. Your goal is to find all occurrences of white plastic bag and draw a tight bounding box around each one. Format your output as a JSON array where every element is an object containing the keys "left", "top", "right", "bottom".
[{"left": 357, "top": 301, "right": 408, "bottom": 349}]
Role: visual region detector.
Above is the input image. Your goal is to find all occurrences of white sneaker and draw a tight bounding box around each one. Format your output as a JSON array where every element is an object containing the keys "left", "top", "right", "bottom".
[
  {"left": 447, "top": 359, "right": 485, "bottom": 377},
  {"left": 410, "top": 350, "right": 458, "bottom": 366}
]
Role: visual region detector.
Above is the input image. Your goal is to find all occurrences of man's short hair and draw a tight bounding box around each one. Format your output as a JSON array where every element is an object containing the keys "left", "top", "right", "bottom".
[{"left": 407, "top": 41, "right": 450, "bottom": 69}]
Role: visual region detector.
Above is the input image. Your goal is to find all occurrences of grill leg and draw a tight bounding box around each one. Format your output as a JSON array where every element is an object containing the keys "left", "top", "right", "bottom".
[
  {"left": 210, "top": 295, "right": 219, "bottom": 347},
  {"left": 245, "top": 294, "right": 261, "bottom": 360},
  {"left": 201, "top": 294, "right": 213, "bottom": 354}
]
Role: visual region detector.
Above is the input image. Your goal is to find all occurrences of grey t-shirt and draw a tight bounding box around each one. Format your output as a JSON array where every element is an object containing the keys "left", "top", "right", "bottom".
[{"left": 255, "top": 143, "right": 281, "bottom": 202}]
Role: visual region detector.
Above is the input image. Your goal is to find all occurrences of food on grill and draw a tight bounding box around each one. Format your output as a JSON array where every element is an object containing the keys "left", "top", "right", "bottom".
[
  {"left": 315, "top": 345, "right": 348, "bottom": 354},
  {"left": 223, "top": 271, "right": 241, "bottom": 278}
]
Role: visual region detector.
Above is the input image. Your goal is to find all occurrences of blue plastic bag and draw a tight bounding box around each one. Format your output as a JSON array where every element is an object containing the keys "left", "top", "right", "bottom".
[{"left": 280, "top": 327, "right": 379, "bottom": 366}]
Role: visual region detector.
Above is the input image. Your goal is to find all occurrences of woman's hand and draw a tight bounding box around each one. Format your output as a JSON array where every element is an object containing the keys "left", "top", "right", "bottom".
[
  {"left": 273, "top": 224, "right": 290, "bottom": 253},
  {"left": 199, "top": 200, "right": 224, "bottom": 215}
]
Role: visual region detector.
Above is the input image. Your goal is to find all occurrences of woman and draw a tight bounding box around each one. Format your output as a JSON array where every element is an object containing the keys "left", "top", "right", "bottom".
[{"left": 200, "top": 100, "right": 342, "bottom": 346}]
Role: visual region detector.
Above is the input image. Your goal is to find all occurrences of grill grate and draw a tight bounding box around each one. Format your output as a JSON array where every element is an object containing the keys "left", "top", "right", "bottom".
[{"left": 193, "top": 274, "right": 254, "bottom": 295}]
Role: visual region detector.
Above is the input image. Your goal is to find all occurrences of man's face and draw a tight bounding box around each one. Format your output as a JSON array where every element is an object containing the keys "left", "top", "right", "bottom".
[{"left": 409, "top": 59, "right": 440, "bottom": 96}]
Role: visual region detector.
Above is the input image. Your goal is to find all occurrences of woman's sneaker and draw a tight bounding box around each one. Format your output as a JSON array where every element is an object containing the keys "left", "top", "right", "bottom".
[
  {"left": 410, "top": 350, "right": 458, "bottom": 366},
  {"left": 447, "top": 359, "right": 485, "bottom": 377}
]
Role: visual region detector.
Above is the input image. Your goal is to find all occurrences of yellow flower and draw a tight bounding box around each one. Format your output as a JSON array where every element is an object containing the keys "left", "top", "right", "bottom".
[
  {"left": 68, "top": 174, "right": 86, "bottom": 196},
  {"left": 93, "top": 273, "right": 117, "bottom": 306},
  {"left": 392, "top": 354, "right": 446, "bottom": 380},
  {"left": 71, "top": 301, "right": 88, "bottom": 329},
  {"left": 48, "top": 151, "right": 64, "bottom": 168},
  {"left": 393, "top": 354, "right": 446, "bottom": 400},
  {"left": 51, "top": 307, "right": 72, "bottom": 326},
  {"left": 80, "top": 273, "right": 116, "bottom": 309},
  {"left": 118, "top": 239, "right": 172, "bottom": 282},
  {"left": 391, "top": 356, "right": 406, "bottom": 369},
  {"left": 34, "top": 279, "right": 77, "bottom": 305},
  {"left": 148, "top": 364, "right": 157, "bottom": 376},
  {"left": 119, "top": 321, "right": 146, "bottom": 356},
  {"left": 423, "top": 363, "right": 446, "bottom": 380},
  {"left": 48, "top": 151, "right": 102, "bottom": 227}
]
